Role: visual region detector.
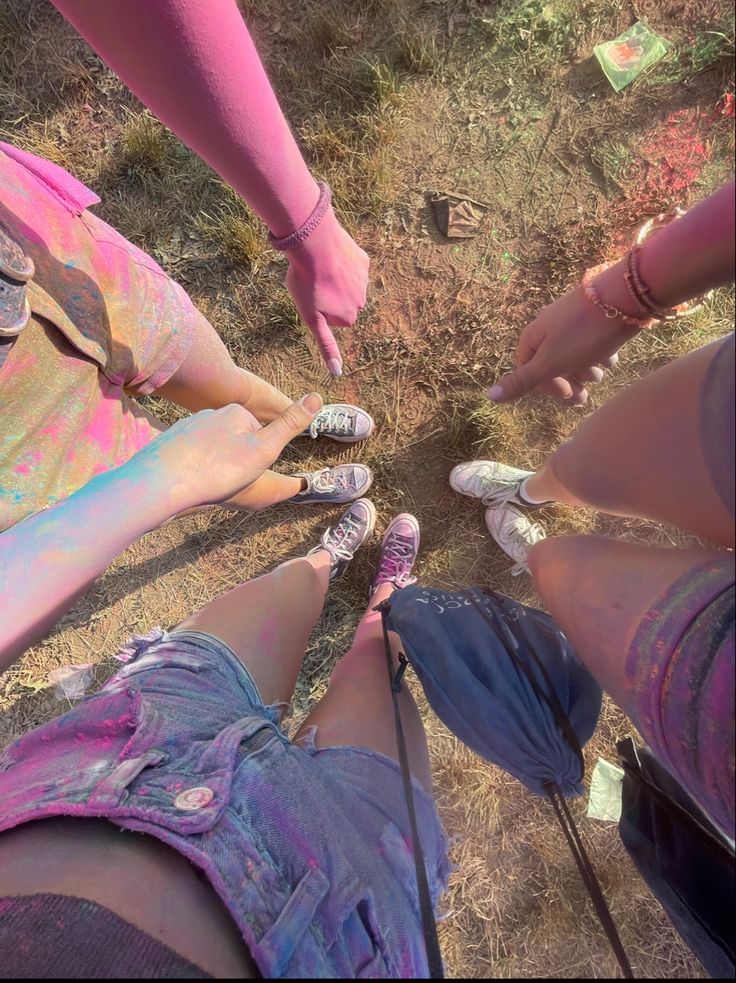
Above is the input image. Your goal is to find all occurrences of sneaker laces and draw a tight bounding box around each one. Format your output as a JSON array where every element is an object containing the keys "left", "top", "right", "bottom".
[
  {"left": 481, "top": 478, "right": 524, "bottom": 508},
  {"left": 504, "top": 519, "right": 545, "bottom": 576},
  {"left": 309, "top": 408, "right": 354, "bottom": 438},
  {"left": 310, "top": 467, "right": 348, "bottom": 494},
  {"left": 375, "top": 535, "right": 417, "bottom": 588},
  {"left": 321, "top": 513, "right": 362, "bottom": 561}
]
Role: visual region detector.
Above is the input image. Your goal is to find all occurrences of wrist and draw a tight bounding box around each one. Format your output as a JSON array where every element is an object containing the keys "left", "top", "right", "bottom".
[
  {"left": 593, "top": 259, "right": 646, "bottom": 317},
  {"left": 269, "top": 181, "right": 331, "bottom": 254},
  {"left": 283, "top": 202, "right": 342, "bottom": 270},
  {"left": 111, "top": 459, "right": 192, "bottom": 525}
]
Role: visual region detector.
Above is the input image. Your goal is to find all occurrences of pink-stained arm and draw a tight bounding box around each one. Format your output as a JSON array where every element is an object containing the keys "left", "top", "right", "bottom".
[
  {"left": 51, "top": 0, "right": 370, "bottom": 374},
  {"left": 0, "top": 397, "right": 322, "bottom": 673},
  {"left": 52, "top": 0, "right": 317, "bottom": 236},
  {"left": 0, "top": 467, "right": 175, "bottom": 673}
]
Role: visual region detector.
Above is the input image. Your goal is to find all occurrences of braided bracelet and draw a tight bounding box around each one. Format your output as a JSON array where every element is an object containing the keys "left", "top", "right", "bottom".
[
  {"left": 621, "top": 208, "right": 712, "bottom": 321},
  {"left": 582, "top": 262, "right": 653, "bottom": 328},
  {"left": 267, "top": 182, "right": 332, "bottom": 251}
]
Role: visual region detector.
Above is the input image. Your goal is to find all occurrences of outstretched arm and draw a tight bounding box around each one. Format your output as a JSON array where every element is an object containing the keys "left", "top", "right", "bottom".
[
  {"left": 0, "top": 395, "right": 321, "bottom": 672},
  {"left": 51, "top": 0, "right": 368, "bottom": 374},
  {"left": 489, "top": 180, "right": 736, "bottom": 404}
]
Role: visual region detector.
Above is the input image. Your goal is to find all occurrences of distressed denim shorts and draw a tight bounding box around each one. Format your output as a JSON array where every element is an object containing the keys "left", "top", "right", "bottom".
[{"left": 0, "top": 630, "right": 449, "bottom": 978}]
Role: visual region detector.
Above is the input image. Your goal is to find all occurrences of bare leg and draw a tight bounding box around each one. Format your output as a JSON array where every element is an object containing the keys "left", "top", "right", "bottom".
[
  {"left": 224, "top": 470, "right": 304, "bottom": 510},
  {"left": 295, "top": 583, "right": 433, "bottom": 793},
  {"left": 528, "top": 534, "right": 728, "bottom": 714},
  {"left": 176, "top": 550, "right": 331, "bottom": 705},
  {"left": 523, "top": 336, "right": 734, "bottom": 547},
  {"left": 153, "top": 313, "right": 291, "bottom": 422}
]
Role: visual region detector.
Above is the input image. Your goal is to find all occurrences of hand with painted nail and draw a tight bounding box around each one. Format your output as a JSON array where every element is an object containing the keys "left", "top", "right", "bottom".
[
  {"left": 134, "top": 394, "right": 324, "bottom": 511},
  {"left": 488, "top": 278, "right": 637, "bottom": 406},
  {"left": 285, "top": 208, "right": 369, "bottom": 377}
]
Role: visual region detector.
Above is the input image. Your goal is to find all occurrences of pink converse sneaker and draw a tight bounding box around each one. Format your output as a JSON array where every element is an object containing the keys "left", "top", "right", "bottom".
[{"left": 370, "top": 513, "right": 420, "bottom": 596}]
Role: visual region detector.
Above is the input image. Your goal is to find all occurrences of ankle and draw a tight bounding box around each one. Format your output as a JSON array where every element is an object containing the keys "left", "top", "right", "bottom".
[{"left": 521, "top": 473, "right": 554, "bottom": 504}]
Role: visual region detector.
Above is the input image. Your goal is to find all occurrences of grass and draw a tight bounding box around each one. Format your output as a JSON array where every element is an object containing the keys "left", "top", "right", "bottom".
[{"left": 1, "top": 0, "right": 734, "bottom": 977}]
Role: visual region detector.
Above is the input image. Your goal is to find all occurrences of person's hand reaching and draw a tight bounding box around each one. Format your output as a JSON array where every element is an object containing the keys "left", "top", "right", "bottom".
[
  {"left": 131, "top": 394, "right": 323, "bottom": 512},
  {"left": 285, "top": 206, "right": 369, "bottom": 377},
  {"left": 488, "top": 260, "right": 642, "bottom": 406}
]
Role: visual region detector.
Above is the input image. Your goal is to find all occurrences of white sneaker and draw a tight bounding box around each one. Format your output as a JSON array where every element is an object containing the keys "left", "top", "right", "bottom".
[
  {"left": 485, "top": 504, "right": 546, "bottom": 575},
  {"left": 450, "top": 460, "right": 551, "bottom": 509}
]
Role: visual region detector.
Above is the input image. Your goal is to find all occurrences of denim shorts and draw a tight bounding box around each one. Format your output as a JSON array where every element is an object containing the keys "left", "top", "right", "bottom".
[{"left": 0, "top": 630, "right": 449, "bottom": 978}]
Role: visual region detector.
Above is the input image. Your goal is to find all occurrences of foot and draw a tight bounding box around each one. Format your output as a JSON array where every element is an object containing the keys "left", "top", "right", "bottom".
[
  {"left": 484, "top": 503, "right": 546, "bottom": 576},
  {"left": 450, "top": 460, "right": 552, "bottom": 509},
  {"left": 304, "top": 403, "right": 374, "bottom": 443},
  {"left": 370, "top": 513, "right": 420, "bottom": 596},
  {"left": 292, "top": 464, "right": 373, "bottom": 504},
  {"left": 309, "top": 499, "right": 376, "bottom": 580}
]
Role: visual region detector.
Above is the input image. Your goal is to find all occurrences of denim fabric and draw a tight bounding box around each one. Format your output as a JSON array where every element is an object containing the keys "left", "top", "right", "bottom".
[{"left": 0, "top": 630, "right": 449, "bottom": 978}]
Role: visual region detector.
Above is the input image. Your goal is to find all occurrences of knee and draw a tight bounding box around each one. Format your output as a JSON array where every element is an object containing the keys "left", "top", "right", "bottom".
[{"left": 528, "top": 534, "right": 594, "bottom": 601}]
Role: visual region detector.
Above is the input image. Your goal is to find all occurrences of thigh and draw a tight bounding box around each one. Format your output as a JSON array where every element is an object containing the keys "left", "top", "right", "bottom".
[
  {"left": 530, "top": 534, "right": 734, "bottom": 833},
  {"left": 296, "top": 629, "right": 434, "bottom": 794},
  {"left": 549, "top": 334, "right": 735, "bottom": 546}
]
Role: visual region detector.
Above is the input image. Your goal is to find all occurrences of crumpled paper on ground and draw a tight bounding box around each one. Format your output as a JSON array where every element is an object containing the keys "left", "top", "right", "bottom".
[
  {"left": 48, "top": 663, "right": 94, "bottom": 701},
  {"left": 587, "top": 756, "right": 624, "bottom": 822}
]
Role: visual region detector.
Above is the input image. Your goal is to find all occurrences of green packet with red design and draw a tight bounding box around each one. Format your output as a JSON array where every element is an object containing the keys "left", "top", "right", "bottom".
[{"left": 594, "top": 21, "right": 672, "bottom": 92}]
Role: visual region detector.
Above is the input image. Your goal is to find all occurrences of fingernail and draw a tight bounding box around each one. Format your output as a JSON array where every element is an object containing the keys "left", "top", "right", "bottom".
[
  {"left": 327, "top": 358, "right": 343, "bottom": 377},
  {"left": 301, "top": 392, "right": 323, "bottom": 413},
  {"left": 487, "top": 385, "right": 503, "bottom": 402}
]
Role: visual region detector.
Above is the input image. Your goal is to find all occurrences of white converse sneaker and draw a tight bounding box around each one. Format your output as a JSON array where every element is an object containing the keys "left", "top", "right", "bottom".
[
  {"left": 305, "top": 403, "right": 374, "bottom": 443},
  {"left": 450, "top": 460, "right": 552, "bottom": 509},
  {"left": 484, "top": 504, "right": 546, "bottom": 575}
]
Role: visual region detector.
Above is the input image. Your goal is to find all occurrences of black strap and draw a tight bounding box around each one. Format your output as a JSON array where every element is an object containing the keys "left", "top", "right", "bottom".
[
  {"left": 377, "top": 601, "right": 444, "bottom": 979},
  {"left": 545, "top": 782, "right": 634, "bottom": 978}
]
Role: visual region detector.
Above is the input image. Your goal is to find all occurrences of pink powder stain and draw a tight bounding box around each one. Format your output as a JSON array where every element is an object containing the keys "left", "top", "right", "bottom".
[
  {"left": 41, "top": 419, "right": 67, "bottom": 442},
  {"left": 78, "top": 396, "right": 120, "bottom": 456},
  {"left": 13, "top": 449, "right": 43, "bottom": 475},
  {"left": 0, "top": 349, "right": 39, "bottom": 377}
]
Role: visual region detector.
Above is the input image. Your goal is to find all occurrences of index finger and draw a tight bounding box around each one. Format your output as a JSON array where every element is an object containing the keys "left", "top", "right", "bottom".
[{"left": 310, "top": 312, "right": 343, "bottom": 377}]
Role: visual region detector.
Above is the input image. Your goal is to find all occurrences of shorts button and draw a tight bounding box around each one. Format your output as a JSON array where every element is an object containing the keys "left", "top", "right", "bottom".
[{"left": 174, "top": 786, "right": 214, "bottom": 811}]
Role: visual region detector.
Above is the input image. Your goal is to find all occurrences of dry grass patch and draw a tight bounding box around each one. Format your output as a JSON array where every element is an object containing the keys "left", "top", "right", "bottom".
[{"left": 1, "top": 0, "right": 733, "bottom": 977}]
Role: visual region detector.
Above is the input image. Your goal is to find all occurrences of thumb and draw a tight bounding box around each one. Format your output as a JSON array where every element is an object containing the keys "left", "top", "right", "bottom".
[
  {"left": 487, "top": 358, "right": 547, "bottom": 404},
  {"left": 257, "top": 393, "right": 323, "bottom": 460},
  {"left": 310, "top": 312, "right": 343, "bottom": 377}
]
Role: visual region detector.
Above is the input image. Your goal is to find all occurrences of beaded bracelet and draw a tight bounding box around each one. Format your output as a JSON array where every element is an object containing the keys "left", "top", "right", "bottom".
[
  {"left": 267, "top": 182, "right": 332, "bottom": 251},
  {"left": 583, "top": 206, "right": 712, "bottom": 327},
  {"left": 581, "top": 262, "right": 653, "bottom": 328}
]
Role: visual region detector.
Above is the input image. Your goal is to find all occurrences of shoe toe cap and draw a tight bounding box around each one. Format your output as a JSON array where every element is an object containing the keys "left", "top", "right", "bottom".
[{"left": 353, "top": 410, "right": 374, "bottom": 438}]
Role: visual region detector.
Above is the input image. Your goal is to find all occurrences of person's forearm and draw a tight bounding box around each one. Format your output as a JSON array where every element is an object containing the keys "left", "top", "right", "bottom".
[
  {"left": 0, "top": 468, "right": 172, "bottom": 672},
  {"left": 595, "top": 181, "right": 735, "bottom": 311},
  {"left": 52, "top": 0, "right": 319, "bottom": 236},
  {"left": 640, "top": 181, "right": 735, "bottom": 304}
]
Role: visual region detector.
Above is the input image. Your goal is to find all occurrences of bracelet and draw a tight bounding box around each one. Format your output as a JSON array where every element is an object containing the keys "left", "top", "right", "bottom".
[
  {"left": 582, "top": 262, "right": 654, "bottom": 328},
  {"left": 267, "top": 182, "right": 332, "bottom": 251},
  {"left": 621, "top": 208, "right": 712, "bottom": 321}
]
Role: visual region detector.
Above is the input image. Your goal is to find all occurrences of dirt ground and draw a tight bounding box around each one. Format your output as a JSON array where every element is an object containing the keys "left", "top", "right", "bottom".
[{"left": 1, "top": 0, "right": 734, "bottom": 977}]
